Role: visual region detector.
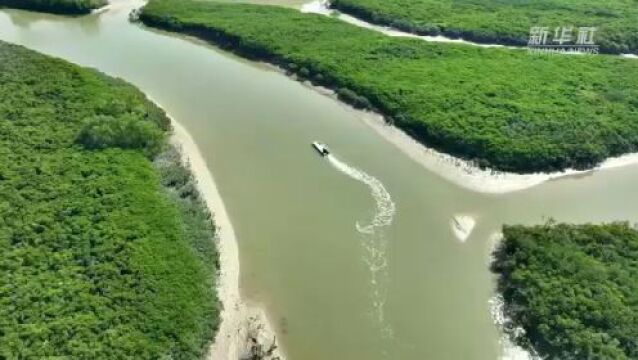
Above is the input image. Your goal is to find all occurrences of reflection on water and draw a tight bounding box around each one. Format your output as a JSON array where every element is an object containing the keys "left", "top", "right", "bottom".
[{"left": 5, "top": 6, "right": 101, "bottom": 33}]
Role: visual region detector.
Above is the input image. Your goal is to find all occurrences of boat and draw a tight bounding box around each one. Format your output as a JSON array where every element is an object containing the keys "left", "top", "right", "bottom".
[{"left": 312, "top": 141, "right": 330, "bottom": 156}]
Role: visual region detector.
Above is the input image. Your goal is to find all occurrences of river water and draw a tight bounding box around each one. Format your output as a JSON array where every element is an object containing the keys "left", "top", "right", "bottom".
[{"left": 1, "top": 2, "right": 637, "bottom": 359}]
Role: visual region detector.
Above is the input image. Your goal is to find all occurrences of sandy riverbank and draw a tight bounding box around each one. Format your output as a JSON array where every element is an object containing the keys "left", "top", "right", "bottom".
[
  {"left": 133, "top": 91, "right": 284, "bottom": 360},
  {"left": 305, "top": 83, "right": 638, "bottom": 194},
  {"left": 136, "top": 0, "right": 638, "bottom": 197},
  {"left": 300, "top": 2, "right": 638, "bottom": 193},
  {"left": 170, "top": 121, "right": 285, "bottom": 360},
  {"left": 293, "top": 77, "right": 638, "bottom": 194},
  {"left": 358, "top": 110, "right": 638, "bottom": 193}
]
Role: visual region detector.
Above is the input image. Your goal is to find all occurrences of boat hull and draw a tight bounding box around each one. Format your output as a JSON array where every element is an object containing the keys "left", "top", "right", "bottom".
[{"left": 312, "top": 141, "right": 330, "bottom": 156}]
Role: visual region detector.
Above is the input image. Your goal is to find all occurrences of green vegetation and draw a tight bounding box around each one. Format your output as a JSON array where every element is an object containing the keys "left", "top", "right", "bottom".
[
  {"left": 331, "top": 0, "right": 638, "bottom": 55},
  {"left": 77, "top": 115, "right": 165, "bottom": 157},
  {"left": 139, "top": 0, "right": 638, "bottom": 173},
  {"left": 0, "top": 0, "right": 107, "bottom": 15},
  {"left": 0, "top": 40, "right": 219, "bottom": 358},
  {"left": 492, "top": 222, "right": 638, "bottom": 360}
]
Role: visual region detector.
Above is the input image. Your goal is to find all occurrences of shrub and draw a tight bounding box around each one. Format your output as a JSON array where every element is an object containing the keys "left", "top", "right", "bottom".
[
  {"left": 337, "top": 88, "right": 373, "bottom": 109},
  {"left": 77, "top": 115, "right": 166, "bottom": 157}
]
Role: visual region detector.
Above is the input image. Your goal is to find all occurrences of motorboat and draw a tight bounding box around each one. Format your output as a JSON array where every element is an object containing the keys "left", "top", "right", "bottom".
[{"left": 312, "top": 141, "right": 330, "bottom": 156}]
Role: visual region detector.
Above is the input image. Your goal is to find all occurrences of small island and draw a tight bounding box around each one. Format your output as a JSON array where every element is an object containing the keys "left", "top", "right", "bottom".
[{"left": 492, "top": 222, "right": 638, "bottom": 360}]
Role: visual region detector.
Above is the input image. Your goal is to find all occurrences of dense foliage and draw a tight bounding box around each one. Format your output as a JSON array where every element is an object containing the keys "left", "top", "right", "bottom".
[
  {"left": 331, "top": 0, "right": 638, "bottom": 55},
  {"left": 492, "top": 222, "right": 638, "bottom": 360},
  {"left": 0, "top": 41, "right": 219, "bottom": 358},
  {"left": 77, "top": 114, "right": 165, "bottom": 157},
  {"left": 0, "top": 0, "right": 107, "bottom": 14},
  {"left": 140, "top": 0, "right": 638, "bottom": 173}
]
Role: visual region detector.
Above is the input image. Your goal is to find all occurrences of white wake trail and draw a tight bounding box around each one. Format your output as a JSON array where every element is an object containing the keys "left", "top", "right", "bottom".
[
  {"left": 326, "top": 154, "right": 396, "bottom": 233},
  {"left": 326, "top": 153, "right": 396, "bottom": 340}
]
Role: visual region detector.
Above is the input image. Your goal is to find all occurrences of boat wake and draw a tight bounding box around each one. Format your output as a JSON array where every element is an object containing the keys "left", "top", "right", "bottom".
[
  {"left": 326, "top": 154, "right": 396, "bottom": 234},
  {"left": 326, "top": 154, "right": 396, "bottom": 340}
]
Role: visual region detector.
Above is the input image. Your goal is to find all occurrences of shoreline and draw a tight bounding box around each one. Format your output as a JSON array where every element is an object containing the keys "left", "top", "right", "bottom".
[
  {"left": 139, "top": 3, "right": 638, "bottom": 195},
  {"left": 356, "top": 110, "right": 638, "bottom": 193},
  {"left": 171, "top": 120, "right": 285, "bottom": 360},
  {"left": 487, "top": 233, "right": 536, "bottom": 360},
  {"left": 293, "top": 76, "right": 638, "bottom": 194},
  {"left": 301, "top": 0, "right": 638, "bottom": 58},
  {"left": 133, "top": 0, "right": 284, "bottom": 353},
  {"left": 147, "top": 92, "right": 284, "bottom": 360},
  {"left": 135, "top": 0, "right": 285, "bottom": 353},
  {"left": 300, "top": 0, "right": 507, "bottom": 49}
]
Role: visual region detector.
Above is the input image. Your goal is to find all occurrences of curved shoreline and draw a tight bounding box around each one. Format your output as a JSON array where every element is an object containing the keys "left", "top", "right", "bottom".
[
  {"left": 356, "top": 110, "right": 638, "bottom": 193},
  {"left": 249, "top": 53, "right": 638, "bottom": 194},
  {"left": 145, "top": 92, "right": 284, "bottom": 360},
  {"left": 291, "top": 79, "right": 638, "bottom": 194},
  {"left": 134, "top": 4, "right": 284, "bottom": 356},
  {"left": 171, "top": 121, "right": 285, "bottom": 360},
  {"left": 296, "top": 1, "right": 638, "bottom": 193},
  {"left": 300, "top": 0, "right": 507, "bottom": 49},
  {"left": 301, "top": 0, "right": 638, "bottom": 58},
  {"left": 139, "top": 1, "right": 638, "bottom": 194}
]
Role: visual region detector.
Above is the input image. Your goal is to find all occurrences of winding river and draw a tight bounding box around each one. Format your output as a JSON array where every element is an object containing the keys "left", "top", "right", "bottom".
[{"left": 1, "top": 1, "right": 638, "bottom": 359}]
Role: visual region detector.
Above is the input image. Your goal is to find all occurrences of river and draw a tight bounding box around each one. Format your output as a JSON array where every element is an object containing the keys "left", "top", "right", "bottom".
[{"left": 1, "top": 1, "right": 637, "bottom": 359}]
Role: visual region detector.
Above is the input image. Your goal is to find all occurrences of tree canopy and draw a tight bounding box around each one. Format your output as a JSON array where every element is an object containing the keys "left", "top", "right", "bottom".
[
  {"left": 492, "top": 222, "right": 638, "bottom": 360},
  {"left": 140, "top": 0, "right": 638, "bottom": 173},
  {"left": 332, "top": 0, "right": 638, "bottom": 54},
  {"left": 0, "top": 40, "right": 219, "bottom": 358}
]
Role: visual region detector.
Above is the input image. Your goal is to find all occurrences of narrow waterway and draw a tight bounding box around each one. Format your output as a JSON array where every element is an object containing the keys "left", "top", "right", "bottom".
[
  {"left": 300, "top": 0, "right": 638, "bottom": 58},
  {"left": 1, "top": 2, "right": 637, "bottom": 359}
]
